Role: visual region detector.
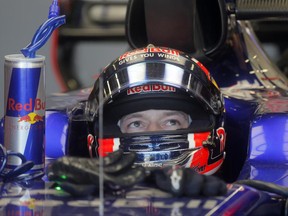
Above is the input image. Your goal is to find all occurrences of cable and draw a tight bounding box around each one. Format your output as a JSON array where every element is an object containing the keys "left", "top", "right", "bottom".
[
  {"left": 235, "top": 179, "right": 288, "bottom": 197},
  {"left": 0, "top": 144, "right": 43, "bottom": 183}
]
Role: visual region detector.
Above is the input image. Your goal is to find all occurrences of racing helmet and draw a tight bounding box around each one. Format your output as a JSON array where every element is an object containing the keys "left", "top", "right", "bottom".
[{"left": 76, "top": 46, "right": 226, "bottom": 175}]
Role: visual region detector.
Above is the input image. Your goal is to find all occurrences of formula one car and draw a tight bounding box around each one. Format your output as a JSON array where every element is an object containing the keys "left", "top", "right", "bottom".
[{"left": 1, "top": 0, "right": 288, "bottom": 215}]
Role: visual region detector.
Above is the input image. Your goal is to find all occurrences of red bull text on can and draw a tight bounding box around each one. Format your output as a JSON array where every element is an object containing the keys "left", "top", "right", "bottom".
[{"left": 4, "top": 54, "right": 45, "bottom": 172}]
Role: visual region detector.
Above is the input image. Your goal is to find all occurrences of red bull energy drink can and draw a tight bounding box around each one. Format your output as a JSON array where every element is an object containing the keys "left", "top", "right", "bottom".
[{"left": 4, "top": 54, "right": 45, "bottom": 173}]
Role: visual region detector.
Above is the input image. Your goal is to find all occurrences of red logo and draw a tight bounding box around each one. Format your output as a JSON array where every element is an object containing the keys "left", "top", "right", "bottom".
[
  {"left": 18, "top": 115, "right": 31, "bottom": 122},
  {"left": 127, "top": 84, "right": 176, "bottom": 95},
  {"left": 216, "top": 127, "right": 226, "bottom": 152},
  {"left": 8, "top": 98, "right": 45, "bottom": 112},
  {"left": 87, "top": 134, "right": 95, "bottom": 158}
]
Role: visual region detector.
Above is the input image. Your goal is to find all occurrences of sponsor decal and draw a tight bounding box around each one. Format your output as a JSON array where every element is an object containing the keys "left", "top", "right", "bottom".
[
  {"left": 140, "top": 163, "right": 163, "bottom": 168},
  {"left": 191, "top": 164, "right": 206, "bottom": 173},
  {"left": 87, "top": 134, "right": 95, "bottom": 158},
  {"left": 216, "top": 127, "right": 226, "bottom": 152},
  {"left": 7, "top": 98, "right": 45, "bottom": 125},
  {"left": 127, "top": 84, "right": 176, "bottom": 95},
  {"left": 119, "top": 48, "right": 180, "bottom": 60},
  {"left": 8, "top": 98, "right": 45, "bottom": 112},
  {"left": 118, "top": 47, "right": 181, "bottom": 65},
  {"left": 18, "top": 112, "right": 44, "bottom": 125}
]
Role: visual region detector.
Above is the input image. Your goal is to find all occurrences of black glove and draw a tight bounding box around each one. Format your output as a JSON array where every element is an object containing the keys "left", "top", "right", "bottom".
[
  {"left": 148, "top": 166, "right": 227, "bottom": 197},
  {"left": 47, "top": 150, "right": 146, "bottom": 196}
]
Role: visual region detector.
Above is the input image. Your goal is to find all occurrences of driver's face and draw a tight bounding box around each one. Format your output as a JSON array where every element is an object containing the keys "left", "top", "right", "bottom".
[{"left": 119, "top": 109, "right": 190, "bottom": 133}]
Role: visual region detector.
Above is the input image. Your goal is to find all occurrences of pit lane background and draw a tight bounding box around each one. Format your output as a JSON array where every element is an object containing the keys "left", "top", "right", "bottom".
[{"left": 0, "top": 0, "right": 128, "bottom": 118}]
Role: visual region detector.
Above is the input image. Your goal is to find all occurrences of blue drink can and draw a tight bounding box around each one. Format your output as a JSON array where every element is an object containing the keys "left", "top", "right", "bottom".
[{"left": 4, "top": 54, "right": 45, "bottom": 173}]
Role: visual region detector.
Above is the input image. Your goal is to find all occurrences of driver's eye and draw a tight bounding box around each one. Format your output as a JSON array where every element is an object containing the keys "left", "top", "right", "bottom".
[
  {"left": 166, "top": 119, "right": 180, "bottom": 126},
  {"left": 128, "top": 121, "right": 142, "bottom": 128}
]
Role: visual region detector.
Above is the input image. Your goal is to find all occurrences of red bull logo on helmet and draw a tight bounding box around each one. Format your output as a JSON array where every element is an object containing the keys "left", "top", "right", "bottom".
[{"left": 127, "top": 84, "right": 176, "bottom": 95}]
